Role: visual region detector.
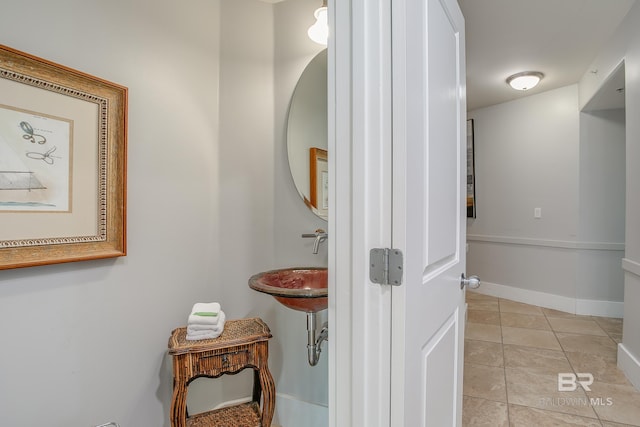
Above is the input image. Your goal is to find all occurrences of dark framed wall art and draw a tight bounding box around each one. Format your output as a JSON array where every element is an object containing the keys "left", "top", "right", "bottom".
[{"left": 467, "top": 119, "right": 476, "bottom": 218}]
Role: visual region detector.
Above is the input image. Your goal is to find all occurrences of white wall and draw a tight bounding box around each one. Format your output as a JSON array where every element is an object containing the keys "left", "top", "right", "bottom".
[
  {"left": 272, "top": 0, "right": 329, "bottom": 423},
  {"left": 579, "top": 1, "right": 640, "bottom": 390},
  {"left": 0, "top": 1, "right": 225, "bottom": 425},
  {"left": 467, "top": 85, "right": 581, "bottom": 298},
  {"left": 188, "top": 0, "right": 278, "bottom": 415},
  {"left": 622, "top": 3, "right": 640, "bottom": 390},
  {"left": 467, "top": 84, "right": 625, "bottom": 314},
  {"left": 0, "top": 0, "right": 328, "bottom": 425},
  {"left": 577, "top": 109, "right": 626, "bottom": 303}
]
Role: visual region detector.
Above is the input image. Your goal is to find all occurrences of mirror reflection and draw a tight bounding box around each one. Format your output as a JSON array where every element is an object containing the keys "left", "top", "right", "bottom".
[{"left": 287, "top": 49, "right": 328, "bottom": 220}]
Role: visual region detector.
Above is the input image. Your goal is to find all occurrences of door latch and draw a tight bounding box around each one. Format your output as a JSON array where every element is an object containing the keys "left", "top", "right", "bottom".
[{"left": 370, "top": 248, "right": 403, "bottom": 286}]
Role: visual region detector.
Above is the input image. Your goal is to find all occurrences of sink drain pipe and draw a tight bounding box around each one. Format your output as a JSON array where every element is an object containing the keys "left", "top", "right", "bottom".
[{"left": 307, "top": 312, "right": 328, "bottom": 366}]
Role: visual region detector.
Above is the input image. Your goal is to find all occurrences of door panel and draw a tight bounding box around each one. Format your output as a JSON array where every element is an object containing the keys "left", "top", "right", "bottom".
[
  {"left": 423, "top": 313, "right": 459, "bottom": 425},
  {"left": 426, "top": 0, "right": 460, "bottom": 267},
  {"left": 390, "top": 0, "right": 466, "bottom": 425}
]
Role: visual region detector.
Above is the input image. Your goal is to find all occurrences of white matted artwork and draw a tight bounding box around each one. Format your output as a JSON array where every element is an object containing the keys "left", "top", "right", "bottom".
[{"left": 0, "top": 105, "right": 72, "bottom": 212}]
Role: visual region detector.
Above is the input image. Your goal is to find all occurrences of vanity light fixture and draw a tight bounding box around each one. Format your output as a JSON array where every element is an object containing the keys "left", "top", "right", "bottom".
[
  {"left": 506, "top": 71, "right": 544, "bottom": 91},
  {"left": 308, "top": 0, "right": 328, "bottom": 45}
]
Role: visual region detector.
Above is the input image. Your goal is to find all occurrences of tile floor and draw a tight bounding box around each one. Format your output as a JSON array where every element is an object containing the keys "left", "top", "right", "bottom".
[{"left": 463, "top": 291, "right": 640, "bottom": 427}]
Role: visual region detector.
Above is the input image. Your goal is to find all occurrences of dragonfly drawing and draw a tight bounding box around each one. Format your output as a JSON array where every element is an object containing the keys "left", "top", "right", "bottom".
[{"left": 26, "top": 146, "right": 60, "bottom": 165}]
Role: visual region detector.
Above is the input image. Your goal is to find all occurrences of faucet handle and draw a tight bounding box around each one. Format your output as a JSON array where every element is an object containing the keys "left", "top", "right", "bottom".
[
  {"left": 301, "top": 229, "right": 328, "bottom": 254},
  {"left": 302, "top": 229, "right": 327, "bottom": 238}
]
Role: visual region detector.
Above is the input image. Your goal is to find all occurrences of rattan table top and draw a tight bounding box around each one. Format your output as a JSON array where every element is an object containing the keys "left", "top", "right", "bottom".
[{"left": 168, "top": 317, "right": 272, "bottom": 355}]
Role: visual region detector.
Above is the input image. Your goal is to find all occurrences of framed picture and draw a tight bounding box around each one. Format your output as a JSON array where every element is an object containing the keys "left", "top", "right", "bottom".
[
  {"left": 467, "top": 119, "right": 476, "bottom": 218},
  {"left": 309, "top": 147, "right": 328, "bottom": 219},
  {"left": 0, "top": 44, "right": 127, "bottom": 270}
]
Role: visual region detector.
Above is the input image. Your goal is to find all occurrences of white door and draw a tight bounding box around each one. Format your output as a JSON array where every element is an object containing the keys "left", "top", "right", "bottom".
[{"left": 390, "top": 0, "right": 467, "bottom": 425}]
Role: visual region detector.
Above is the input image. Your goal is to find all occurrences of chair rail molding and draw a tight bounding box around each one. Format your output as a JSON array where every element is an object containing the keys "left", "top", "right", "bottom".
[
  {"left": 467, "top": 234, "right": 625, "bottom": 251},
  {"left": 623, "top": 258, "right": 640, "bottom": 278}
]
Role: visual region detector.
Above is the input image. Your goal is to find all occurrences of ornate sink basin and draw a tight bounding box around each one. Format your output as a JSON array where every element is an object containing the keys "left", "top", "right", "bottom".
[{"left": 248, "top": 267, "right": 328, "bottom": 313}]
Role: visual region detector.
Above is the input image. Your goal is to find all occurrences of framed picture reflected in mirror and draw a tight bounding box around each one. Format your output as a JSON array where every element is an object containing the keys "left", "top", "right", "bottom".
[{"left": 310, "top": 147, "right": 328, "bottom": 219}]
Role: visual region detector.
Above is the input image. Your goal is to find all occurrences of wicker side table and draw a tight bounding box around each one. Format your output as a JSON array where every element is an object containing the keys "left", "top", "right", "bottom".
[{"left": 168, "top": 318, "right": 275, "bottom": 427}]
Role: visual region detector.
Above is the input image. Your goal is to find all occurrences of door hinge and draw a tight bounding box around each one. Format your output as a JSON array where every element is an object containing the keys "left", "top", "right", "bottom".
[{"left": 370, "top": 248, "right": 403, "bottom": 286}]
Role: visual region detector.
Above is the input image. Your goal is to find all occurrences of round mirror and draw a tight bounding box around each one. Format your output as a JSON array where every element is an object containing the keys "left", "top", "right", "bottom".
[{"left": 287, "top": 49, "right": 328, "bottom": 220}]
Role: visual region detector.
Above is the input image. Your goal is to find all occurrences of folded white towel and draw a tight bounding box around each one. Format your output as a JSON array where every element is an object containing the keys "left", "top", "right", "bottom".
[
  {"left": 187, "top": 326, "right": 224, "bottom": 337},
  {"left": 187, "top": 311, "right": 226, "bottom": 333},
  {"left": 186, "top": 329, "right": 223, "bottom": 341},
  {"left": 188, "top": 302, "right": 222, "bottom": 326}
]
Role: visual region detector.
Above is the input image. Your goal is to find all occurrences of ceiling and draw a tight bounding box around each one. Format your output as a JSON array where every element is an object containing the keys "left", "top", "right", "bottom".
[{"left": 458, "top": 0, "right": 636, "bottom": 110}]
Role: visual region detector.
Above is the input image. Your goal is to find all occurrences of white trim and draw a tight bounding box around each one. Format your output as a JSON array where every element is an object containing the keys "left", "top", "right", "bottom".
[
  {"left": 328, "top": 0, "right": 351, "bottom": 424},
  {"left": 330, "top": 0, "right": 392, "bottom": 425},
  {"left": 618, "top": 344, "right": 640, "bottom": 392},
  {"left": 469, "top": 281, "right": 624, "bottom": 318},
  {"left": 467, "top": 234, "right": 625, "bottom": 251},
  {"left": 470, "top": 281, "right": 576, "bottom": 313},
  {"left": 213, "top": 394, "right": 330, "bottom": 427},
  {"left": 212, "top": 396, "right": 252, "bottom": 410},
  {"left": 575, "top": 299, "right": 624, "bottom": 318},
  {"left": 623, "top": 258, "right": 640, "bottom": 277},
  {"left": 349, "top": 0, "right": 393, "bottom": 424}
]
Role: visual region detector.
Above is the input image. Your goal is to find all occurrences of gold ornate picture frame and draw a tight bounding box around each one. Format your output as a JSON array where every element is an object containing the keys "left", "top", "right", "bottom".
[
  {"left": 0, "top": 45, "right": 127, "bottom": 269},
  {"left": 310, "top": 147, "right": 328, "bottom": 219}
]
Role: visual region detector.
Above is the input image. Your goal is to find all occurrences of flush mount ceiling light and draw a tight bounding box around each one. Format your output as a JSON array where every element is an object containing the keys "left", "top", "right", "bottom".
[
  {"left": 506, "top": 71, "right": 544, "bottom": 91},
  {"left": 308, "top": 0, "right": 328, "bottom": 45}
]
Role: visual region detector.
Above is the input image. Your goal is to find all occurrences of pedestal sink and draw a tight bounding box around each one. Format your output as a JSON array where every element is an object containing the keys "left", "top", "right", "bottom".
[{"left": 248, "top": 267, "right": 327, "bottom": 313}]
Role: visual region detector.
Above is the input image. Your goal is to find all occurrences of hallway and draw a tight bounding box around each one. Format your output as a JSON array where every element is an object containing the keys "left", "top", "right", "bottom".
[{"left": 462, "top": 292, "right": 640, "bottom": 426}]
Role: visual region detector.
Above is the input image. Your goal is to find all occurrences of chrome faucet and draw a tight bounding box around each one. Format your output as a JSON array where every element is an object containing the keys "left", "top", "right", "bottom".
[{"left": 302, "top": 228, "right": 328, "bottom": 254}]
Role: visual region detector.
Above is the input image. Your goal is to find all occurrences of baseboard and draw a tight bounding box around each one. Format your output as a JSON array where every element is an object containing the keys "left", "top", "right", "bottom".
[
  {"left": 575, "top": 299, "right": 624, "bottom": 318},
  {"left": 618, "top": 343, "right": 640, "bottom": 391},
  {"left": 212, "top": 397, "right": 252, "bottom": 410},
  {"left": 274, "top": 393, "right": 328, "bottom": 427},
  {"left": 469, "top": 281, "right": 624, "bottom": 318},
  {"left": 470, "top": 281, "right": 576, "bottom": 312},
  {"left": 212, "top": 393, "right": 327, "bottom": 427}
]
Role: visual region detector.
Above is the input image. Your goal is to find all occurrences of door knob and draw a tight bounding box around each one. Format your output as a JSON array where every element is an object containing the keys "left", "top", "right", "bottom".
[{"left": 460, "top": 273, "right": 481, "bottom": 290}]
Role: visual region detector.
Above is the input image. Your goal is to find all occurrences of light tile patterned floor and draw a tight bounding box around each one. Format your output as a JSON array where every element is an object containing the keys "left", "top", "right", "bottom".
[{"left": 463, "top": 292, "right": 640, "bottom": 427}]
